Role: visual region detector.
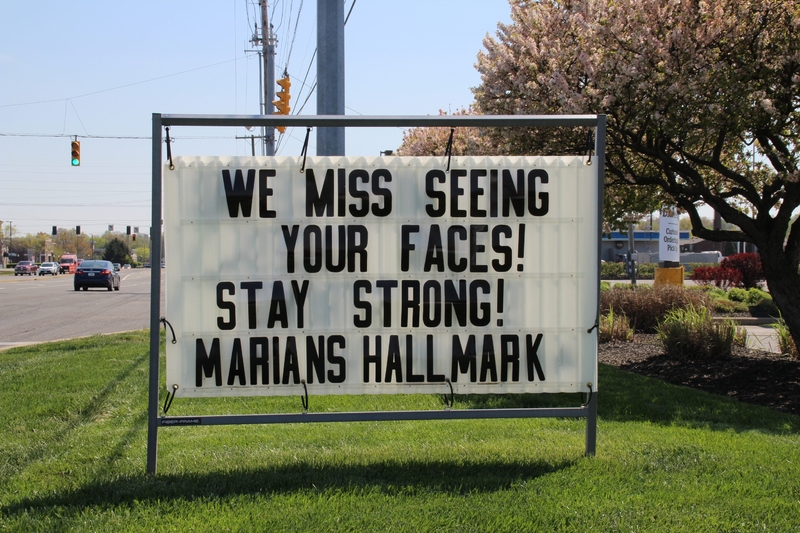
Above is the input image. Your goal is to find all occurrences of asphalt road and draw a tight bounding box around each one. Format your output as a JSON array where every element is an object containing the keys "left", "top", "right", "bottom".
[{"left": 0, "top": 268, "right": 164, "bottom": 350}]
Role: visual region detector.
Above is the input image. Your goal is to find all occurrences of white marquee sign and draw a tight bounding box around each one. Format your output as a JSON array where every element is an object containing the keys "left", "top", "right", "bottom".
[{"left": 164, "top": 155, "right": 599, "bottom": 397}]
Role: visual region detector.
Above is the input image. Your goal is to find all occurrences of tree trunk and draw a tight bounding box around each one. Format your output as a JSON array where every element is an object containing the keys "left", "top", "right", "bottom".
[{"left": 760, "top": 244, "right": 800, "bottom": 353}]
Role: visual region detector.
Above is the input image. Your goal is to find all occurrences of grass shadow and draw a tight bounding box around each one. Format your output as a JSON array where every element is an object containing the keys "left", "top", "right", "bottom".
[{"left": 1, "top": 457, "right": 576, "bottom": 515}]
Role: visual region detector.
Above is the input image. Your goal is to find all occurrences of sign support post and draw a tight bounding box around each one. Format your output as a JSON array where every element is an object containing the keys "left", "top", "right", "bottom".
[{"left": 147, "top": 113, "right": 163, "bottom": 474}]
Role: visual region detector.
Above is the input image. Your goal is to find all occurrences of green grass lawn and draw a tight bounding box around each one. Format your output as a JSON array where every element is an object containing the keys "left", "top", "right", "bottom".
[{"left": 1, "top": 331, "right": 799, "bottom": 532}]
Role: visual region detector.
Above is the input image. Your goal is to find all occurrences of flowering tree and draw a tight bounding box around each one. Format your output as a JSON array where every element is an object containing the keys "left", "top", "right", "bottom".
[
  {"left": 473, "top": 0, "right": 800, "bottom": 348},
  {"left": 397, "top": 108, "right": 493, "bottom": 157}
]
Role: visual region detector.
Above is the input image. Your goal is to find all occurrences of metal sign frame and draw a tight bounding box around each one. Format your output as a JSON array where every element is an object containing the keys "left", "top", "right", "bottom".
[{"left": 147, "top": 113, "right": 606, "bottom": 474}]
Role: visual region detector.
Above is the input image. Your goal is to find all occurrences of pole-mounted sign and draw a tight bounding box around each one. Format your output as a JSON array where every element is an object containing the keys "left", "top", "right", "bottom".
[{"left": 163, "top": 155, "right": 599, "bottom": 398}]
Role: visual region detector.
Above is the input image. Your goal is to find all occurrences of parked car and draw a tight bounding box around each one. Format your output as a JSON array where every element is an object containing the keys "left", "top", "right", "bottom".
[
  {"left": 74, "top": 260, "right": 120, "bottom": 291},
  {"left": 14, "top": 261, "right": 38, "bottom": 276},
  {"left": 38, "top": 262, "right": 59, "bottom": 276}
]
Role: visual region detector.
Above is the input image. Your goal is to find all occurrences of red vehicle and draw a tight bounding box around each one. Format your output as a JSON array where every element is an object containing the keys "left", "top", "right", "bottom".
[
  {"left": 14, "top": 261, "right": 38, "bottom": 276},
  {"left": 59, "top": 254, "right": 79, "bottom": 274}
]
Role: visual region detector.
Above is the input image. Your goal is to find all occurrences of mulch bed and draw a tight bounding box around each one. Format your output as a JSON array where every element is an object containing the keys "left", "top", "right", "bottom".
[{"left": 599, "top": 335, "right": 800, "bottom": 416}]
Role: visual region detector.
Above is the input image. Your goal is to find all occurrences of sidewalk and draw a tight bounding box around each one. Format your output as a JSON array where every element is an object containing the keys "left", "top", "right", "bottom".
[
  {"left": 714, "top": 317, "right": 781, "bottom": 354},
  {"left": 741, "top": 323, "right": 781, "bottom": 354}
]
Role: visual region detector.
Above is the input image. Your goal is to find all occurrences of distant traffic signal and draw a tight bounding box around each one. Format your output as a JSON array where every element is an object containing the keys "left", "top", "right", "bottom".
[
  {"left": 273, "top": 77, "right": 291, "bottom": 133},
  {"left": 126, "top": 226, "right": 131, "bottom": 235},
  {"left": 71, "top": 140, "right": 81, "bottom": 166},
  {"left": 52, "top": 226, "right": 57, "bottom": 236},
  {"left": 76, "top": 226, "right": 81, "bottom": 235}
]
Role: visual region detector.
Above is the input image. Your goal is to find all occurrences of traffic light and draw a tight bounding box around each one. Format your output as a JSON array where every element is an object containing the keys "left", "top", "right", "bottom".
[
  {"left": 273, "top": 77, "right": 291, "bottom": 133},
  {"left": 132, "top": 234, "right": 136, "bottom": 241},
  {"left": 52, "top": 226, "right": 57, "bottom": 236},
  {"left": 127, "top": 226, "right": 131, "bottom": 235},
  {"left": 71, "top": 140, "right": 81, "bottom": 166},
  {"left": 76, "top": 226, "right": 81, "bottom": 235}
]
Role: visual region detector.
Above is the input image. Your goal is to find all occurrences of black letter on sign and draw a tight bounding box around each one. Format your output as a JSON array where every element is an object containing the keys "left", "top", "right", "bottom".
[
  {"left": 371, "top": 168, "right": 393, "bottom": 217},
  {"left": 327, "top": 335, "right": 346, "bottom": 383},
  {"left": 500, "top": 335, "right": 520, "bottom": 382},
  {"left": 228, "top": 338, "right": 246, "bottom": 385},
  {"left": 282, "top": 337, "right": 300, "bottom": 384},
  {"left": 222, "top": 169, "right": 255, "bottom": 217},
  {"left": 353, "top": 280, "right": 372, "bottom": 328},
  {"left": 528, "top": 169, "right": 549, "bottom": 216},
  {"left": 526, "top": 333, "right": 546, "bottom": 381},
  {"left": 250, "top": 337, "right": 270, "bottom": 385},
  {"left": 281, "top": 225, "right": 299, "bottom": 273},
  {"left": 240, "top": 281, "right": 263, "bottom": 329},
  {"left": 450, "top": 169, "right": 468, "bottom": 217},
  {"left": 451, "top": 334, "right": 477, "bottom": 382},
  {"left": 469, "top": 279, "right": 491, "bottom": 327},
  {"left": 267, "top": 281, "right": 289, "bottom": 328},
  {"left": 425, "top": 170, "right": 446, "bottom": 217},
  {"left": 196, "top": 338, "right": 222, "bottom": 386},
  {"left": 349, "top": 169, "right": 370, "bottom": 217},
  {"left": 216, "top": 282, "right": 236, "bottom": 330},
  {"left": 306, "top": 169, "right": 334, "bottom": 216},
  {"left": 401, "top": 225, "right": 419, "bottom": 272},
  {"left": 259, "top": 169, "right": 277, "bottom": 218},
  {"left": 363, "top": 335, "right": 382, "bottom": 383},
  {"left": 306, "top": 336, "right": 326, "bottom": 384}
]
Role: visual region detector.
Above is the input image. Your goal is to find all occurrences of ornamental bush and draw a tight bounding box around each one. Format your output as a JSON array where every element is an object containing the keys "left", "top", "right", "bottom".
[
  {"left": 744, "top": 288, "right": 771, "bottom": 305},
  {"left": 598, "top": 307, "right": 634, "bottom": 344},
  {"left": 656, "top": 306, "right": 747, "bottom": 359},
  {"left": 691, "top": 265, "right": 744, "bottom": 289},
  {"left": 600, "top": 261, "right": 626, "bottom": 279},
  {"left": 720, "top": 253, "right": 764, "bottom": 289},
  {"left": 727, "top": 288, "right": 748, "bottom": 302}
]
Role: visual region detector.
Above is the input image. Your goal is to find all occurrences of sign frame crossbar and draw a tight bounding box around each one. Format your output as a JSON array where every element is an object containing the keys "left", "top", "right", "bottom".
[{"left": 147, "top": 113, "right": 606, "bottom": 475}]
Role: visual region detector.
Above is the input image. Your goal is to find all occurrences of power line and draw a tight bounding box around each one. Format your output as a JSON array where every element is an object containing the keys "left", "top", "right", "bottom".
[
  {"left": 283, "top": 0, "right": 305, "bottom": 73},
  {"left": 0, "top": 133, "right": 238, "bottom": 140},
  {"left": 345, "top": 0, "right": 357, "bottom": 24},
  {"left": 0, "top": 58, "right": 245, "bottom": 108}
]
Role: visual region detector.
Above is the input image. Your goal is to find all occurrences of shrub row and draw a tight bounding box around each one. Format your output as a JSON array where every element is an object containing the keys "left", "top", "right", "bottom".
[
  {"left": 598, "top": 286, "right": 751, "bottom": 359},
  {"left": 691, "top": 252, "right": 764, "bottom": 289},
  {"left": 601, "top": 262, "right": 717, "bottom": 280},
  {"left": 600, "top": 285, "right": 709, "bottom": 333}
]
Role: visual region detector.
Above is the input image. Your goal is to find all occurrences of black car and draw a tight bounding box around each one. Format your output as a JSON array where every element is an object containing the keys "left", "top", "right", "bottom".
[{"left": 74, "top": 260, "right": 120, "bottom": 291}]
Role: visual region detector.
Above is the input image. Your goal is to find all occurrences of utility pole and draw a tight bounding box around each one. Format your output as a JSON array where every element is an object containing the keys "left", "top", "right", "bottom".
[
  {"left": 317, "top": 0, "right": 345, "bottom": 155},
  {"left": 261, "top": 0, "right": 276, "bottom": 155}
]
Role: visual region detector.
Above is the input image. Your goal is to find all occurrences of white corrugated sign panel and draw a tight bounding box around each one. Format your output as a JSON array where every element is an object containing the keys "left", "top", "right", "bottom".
[{"left": 164, "top": 156, "right": 598, "bottom": 397}]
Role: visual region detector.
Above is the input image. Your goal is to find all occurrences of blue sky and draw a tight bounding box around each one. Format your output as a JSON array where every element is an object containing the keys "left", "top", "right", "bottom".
[{"left": 1, "top": 1, "right": 512, "bottom": 236}]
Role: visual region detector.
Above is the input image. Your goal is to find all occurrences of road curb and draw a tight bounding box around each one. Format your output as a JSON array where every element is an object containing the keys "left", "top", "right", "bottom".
[{"left": 713, "top": 316, "right": 777, "bottom": 325}]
